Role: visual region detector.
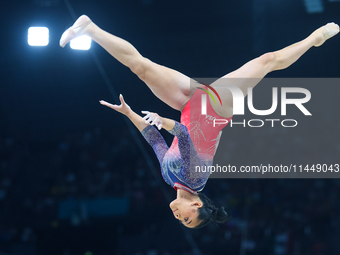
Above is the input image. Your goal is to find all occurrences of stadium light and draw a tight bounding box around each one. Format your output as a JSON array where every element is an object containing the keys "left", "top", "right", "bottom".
[
  {"left": 28, "top": 27, "right": 49, "bottom": 46},
  {"left": 70, "top": 35, "right": 92, "bottom": 50}
]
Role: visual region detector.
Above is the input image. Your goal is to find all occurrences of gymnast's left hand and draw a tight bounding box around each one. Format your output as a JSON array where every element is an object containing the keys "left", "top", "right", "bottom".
[
  {"left": 142, "top": 111, "right": 163, "bottom": 130},
  {"left": 99, "top": 94, "right": 131, "bottom": 116}
]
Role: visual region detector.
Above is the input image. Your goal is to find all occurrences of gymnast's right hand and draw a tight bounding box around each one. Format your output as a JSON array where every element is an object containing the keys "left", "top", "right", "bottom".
[
  {"left": 141, "top": 111, "right": 163, "bottom": 130},
  {"left": 99, "top": 94, "right": 131, "bottom": 116}
]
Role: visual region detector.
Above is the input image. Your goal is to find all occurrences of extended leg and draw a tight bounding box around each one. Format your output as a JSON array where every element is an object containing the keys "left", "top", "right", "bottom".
[
  {"left": 210, "top": 23, "right": 339, "bottom": 118},
  {"left": 60, "top": 15, "right": 193, "bottom": 111}
]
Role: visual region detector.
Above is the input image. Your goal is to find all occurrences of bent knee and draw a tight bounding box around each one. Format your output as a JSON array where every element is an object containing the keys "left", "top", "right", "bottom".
[
  {"left": 129, "top": 57, "right": 149, "bottom": 80},
  {"left": 259, "top": 52, "right": 277, "bottom": 65},
  {"left": 258, "top": 52, "right": 277, "bottom": 73}
]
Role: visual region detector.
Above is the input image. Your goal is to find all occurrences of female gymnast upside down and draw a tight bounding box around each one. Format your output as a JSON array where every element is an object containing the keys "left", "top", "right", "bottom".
[{"left": 60, "top": 15, "right": 339, "bottom": 229}]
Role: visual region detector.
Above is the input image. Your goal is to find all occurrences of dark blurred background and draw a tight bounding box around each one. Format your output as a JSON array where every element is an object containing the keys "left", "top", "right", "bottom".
[{"left": 0, "top": 0, "right": 340, "bottom": 254}]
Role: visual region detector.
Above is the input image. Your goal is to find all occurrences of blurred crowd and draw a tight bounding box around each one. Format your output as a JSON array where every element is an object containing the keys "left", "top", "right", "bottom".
[{"left": 0, "top": 118, "right": 340, "bottom": 255}]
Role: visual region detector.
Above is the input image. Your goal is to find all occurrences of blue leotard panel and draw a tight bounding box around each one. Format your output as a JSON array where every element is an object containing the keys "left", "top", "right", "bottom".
[{"left": 141, "top": 122, "right": 211, "bottom": 193}]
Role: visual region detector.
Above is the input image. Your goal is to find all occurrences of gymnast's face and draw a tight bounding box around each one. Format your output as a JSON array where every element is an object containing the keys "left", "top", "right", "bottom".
[{"left": 169, "top": 198, "right": 203, "bottom": 228}]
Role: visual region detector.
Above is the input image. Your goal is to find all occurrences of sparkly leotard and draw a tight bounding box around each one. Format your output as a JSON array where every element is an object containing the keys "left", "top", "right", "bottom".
[{"left": 141, "top": 88, "right": 232, "bottom": 194}]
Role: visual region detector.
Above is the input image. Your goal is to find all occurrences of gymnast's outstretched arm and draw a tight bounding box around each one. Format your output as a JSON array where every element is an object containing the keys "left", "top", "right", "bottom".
[
  {"left": 100, "top": 95, "right": 204, "bottom": 181},
  {"left": 99, "top": 94, "right": 175, "bottom": 132},
  {"left": 99, "top": 95, "right": 148, "bottom": 132},
  {"left": 100, "top": 95, "right": 190, "bottom": 173}
]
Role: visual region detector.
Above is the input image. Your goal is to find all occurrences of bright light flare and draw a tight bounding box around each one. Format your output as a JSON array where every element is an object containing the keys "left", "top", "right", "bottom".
[
  {"left": 70, "top": 35, "right": 92, "bottom": 50},
  {"left": 28, "top": 27, "right": 49, "bottom": 46}
]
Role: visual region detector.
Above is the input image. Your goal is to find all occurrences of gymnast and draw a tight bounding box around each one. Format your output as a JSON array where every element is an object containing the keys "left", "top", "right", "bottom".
[{"left": 59, "top": 15, "right": 339, "bottom": 228}]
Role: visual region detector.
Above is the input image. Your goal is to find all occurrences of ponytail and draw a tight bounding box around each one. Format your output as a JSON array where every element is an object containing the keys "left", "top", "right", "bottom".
[
  {"left": 194, "top": 192, "right": 231, "bottom": 229},
  {"left": 212, "top": 206, "right": 229, "bottom": 223}
]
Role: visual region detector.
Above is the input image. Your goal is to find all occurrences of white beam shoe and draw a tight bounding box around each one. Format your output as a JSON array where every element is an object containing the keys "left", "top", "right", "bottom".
[
  {"left": 314, "top": 22, "right": 339, "bottom": 47},
  {"left": 59, "top": 15, "right": 92, "bottom": 48}
]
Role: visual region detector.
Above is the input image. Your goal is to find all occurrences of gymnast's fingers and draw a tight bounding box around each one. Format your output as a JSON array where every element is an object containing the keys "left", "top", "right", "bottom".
[
  {"left": 119, "top": 94, "right": 126, "bottom": 104},
  {"left": 146, "top": 114, "right": 156, "bottom": 124},
  {"left": 142, "top": 114, "right": 150, "bottom": 120},
  {"left": 141, "top": 110, "right": 150, "bottom": 115},
  {"left": 151, "top": 115, "right": 161, "bottom": 126},
  {"left": 99, "top": 100, "right": 116, "bottom": 109},
  {"left": 143, "top": 113, "right": 152, "bottom": 122}
]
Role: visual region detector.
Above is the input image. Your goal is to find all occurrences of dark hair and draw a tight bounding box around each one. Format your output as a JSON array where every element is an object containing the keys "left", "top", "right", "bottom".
[{"left": 194, "top": 192, "right": 231, "bottom": 229}]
